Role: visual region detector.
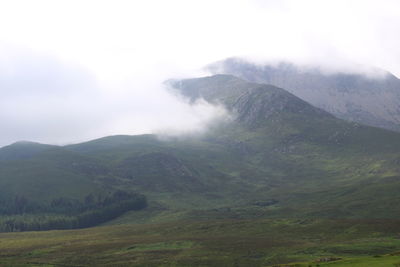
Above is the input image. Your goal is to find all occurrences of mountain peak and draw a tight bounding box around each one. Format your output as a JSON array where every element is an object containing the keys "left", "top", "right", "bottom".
[
  {"left": 172, "top": 74, "right": 332, "bottom": 127},
  {"left": 207, "top": 58, "right": 400, "bottom": 131}
]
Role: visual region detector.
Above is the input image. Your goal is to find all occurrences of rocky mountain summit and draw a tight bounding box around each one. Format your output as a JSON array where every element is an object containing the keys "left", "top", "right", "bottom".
[
  {"left": 171, "top": 74, "right": 332, "bottom": 127},
  {"left": 208, "top": 58, "right": 400, "bottom": 131}
]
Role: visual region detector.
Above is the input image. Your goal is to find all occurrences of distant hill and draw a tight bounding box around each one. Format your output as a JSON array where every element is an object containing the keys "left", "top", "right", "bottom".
[
  {"left": 207, "top": 58, "right": 400, "bottom": 132},
  {"left": 0, "top": 141, "right": 58, "bottom": 161}
]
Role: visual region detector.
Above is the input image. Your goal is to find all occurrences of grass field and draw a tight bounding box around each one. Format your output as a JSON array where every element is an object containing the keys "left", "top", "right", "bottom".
[{"left": 1, "top": 218, "right": 400, "bottom": 266}]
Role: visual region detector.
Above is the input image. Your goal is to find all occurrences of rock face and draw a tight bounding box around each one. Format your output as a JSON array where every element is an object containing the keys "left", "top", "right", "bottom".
[{"left": 207, "top": 58, "right": 400, "bottom": 131}]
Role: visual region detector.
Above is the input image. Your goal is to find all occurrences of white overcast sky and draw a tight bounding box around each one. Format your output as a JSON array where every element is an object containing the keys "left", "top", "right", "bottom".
[{"left": 0, "top": 0, "right": 400, "bottom": 146}]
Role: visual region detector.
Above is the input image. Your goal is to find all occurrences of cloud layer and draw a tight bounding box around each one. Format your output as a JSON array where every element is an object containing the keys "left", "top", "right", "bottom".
[{"left": 0, "top": 0, "right": 399, "bottom": 146}]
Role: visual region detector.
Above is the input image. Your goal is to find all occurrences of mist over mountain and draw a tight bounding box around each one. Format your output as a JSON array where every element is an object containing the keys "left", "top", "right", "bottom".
[
  {"left": 3, "top": 74, "right": 400, "bottom": 226},
  {"left": 2, "top": 1, "right": 400, "bottom": 265},
  {"left": 3, "top": 73, "right": 400, "bottom": 265},
  {"left": 208, "top": 58, "right": 400, "bottom": 132}
]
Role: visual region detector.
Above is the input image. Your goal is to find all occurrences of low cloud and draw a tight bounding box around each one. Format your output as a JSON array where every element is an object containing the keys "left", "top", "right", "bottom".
[
  {"left": 215, "top": 56, "right": 391, "bottom": 80},
  {"left": 0, "top": 48, "right": 227, "bottom": 147}
]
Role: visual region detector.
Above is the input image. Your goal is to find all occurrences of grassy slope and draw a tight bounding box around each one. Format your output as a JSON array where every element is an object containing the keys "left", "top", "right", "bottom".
[{"left": 222, "top": 113, "right": 400, "bottom": 218}]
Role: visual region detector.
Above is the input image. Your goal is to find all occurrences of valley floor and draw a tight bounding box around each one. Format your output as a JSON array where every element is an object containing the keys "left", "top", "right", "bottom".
[{"left": 1, "top": 217, "right": 400, "bottom": 266}]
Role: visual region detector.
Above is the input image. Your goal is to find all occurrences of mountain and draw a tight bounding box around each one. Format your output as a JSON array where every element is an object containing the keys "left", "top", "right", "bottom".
[
  {"left": 3, "top": 75, "right": 400, "bottom": 267},
  {"left": 170, "top": 74, "right": 400, "bottom": 219},
  {"left": 2, "top": 74, "right": 400, "bottom": 232},
  {"left": 207, "top": 58, "right": 400, "bottom": 132},
  {"left": 170, "top": 74, "right": 333, "bottom": 127}
]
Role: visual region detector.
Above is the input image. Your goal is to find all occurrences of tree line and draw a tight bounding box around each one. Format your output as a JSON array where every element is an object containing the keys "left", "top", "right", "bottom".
[{"left": 0, "top": 190, "right": 147, "bottom": 232}]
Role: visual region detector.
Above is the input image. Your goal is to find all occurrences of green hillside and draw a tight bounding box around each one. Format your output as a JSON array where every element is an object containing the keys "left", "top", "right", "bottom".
[
  {"left": 0, "top": 75, "right": 400, "bottom": 224},
  {"left": 1, "top": 74, "right": 400, "bottom": 227}
]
